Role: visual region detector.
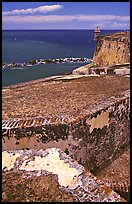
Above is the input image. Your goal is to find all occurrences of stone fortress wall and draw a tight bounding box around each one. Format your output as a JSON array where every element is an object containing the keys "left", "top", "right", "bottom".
[
  {"left": 93, "top": 31, "right": 130, "bottom": 66},
  {"left": 2, "top": 30, "right": 130, "bottom": 202},
  {"left": 2, "top": 90, "right": 130, "bottom": 175},
  {"left": 72, "top": 30, "right": 130, "bottom": 76},
  {"left": 2, "top": 148, "right": 126, "bottom": 202}
]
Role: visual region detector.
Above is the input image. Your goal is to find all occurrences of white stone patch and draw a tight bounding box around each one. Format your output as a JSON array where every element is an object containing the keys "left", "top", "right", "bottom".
[
  {"left": 114, "top": 69, "right": 126, "bottom": 75},
  {"left": 19, "top": 148, "right": 80, "bottom": 187},
  {"left": 125, "top": 69, "right": 130, "bottom": 75},
  {"left": 2, "top": 151, "right": 20, "bottom": 170},
  {"left": 86, "top": 110, "right": 109, "bottom": 133}
]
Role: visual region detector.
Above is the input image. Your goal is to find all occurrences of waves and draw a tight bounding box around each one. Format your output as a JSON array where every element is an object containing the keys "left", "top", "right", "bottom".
[{"left": 2, "top": 57, "right": 92, "bottom": 69}]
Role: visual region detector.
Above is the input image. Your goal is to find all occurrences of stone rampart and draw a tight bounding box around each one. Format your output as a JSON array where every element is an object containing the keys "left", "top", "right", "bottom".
[
  {"left": 93, "top": 32, "right": 130, "bottom": 66},
  {"left": 2, "top": 90, "right": 130, "bottom": 174},
  {"left": 2, "top": 148, "right": 126, "bottom": 202}
]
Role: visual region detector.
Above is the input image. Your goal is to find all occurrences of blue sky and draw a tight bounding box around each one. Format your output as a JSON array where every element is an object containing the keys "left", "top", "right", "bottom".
[{"left": 2, "top": 2, "right": 130, "bottom": 30}]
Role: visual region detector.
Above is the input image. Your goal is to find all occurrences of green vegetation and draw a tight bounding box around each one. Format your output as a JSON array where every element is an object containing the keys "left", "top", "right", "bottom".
[
  {"left": 89, "top": 63, "right": 99, "bottom": 68},
  {"left": 29, "top": 59, "right": 37, "bottom": 65}
]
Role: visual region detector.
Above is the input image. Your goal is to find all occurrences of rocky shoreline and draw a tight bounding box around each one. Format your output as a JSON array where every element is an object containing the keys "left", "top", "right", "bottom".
[{"left": 2, "top": 57, "right": 92, "bottom": 69}]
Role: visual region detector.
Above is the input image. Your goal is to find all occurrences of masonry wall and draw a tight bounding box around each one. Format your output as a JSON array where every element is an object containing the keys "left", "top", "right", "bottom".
[
  {"left": 93, "top": 32, "right": 130, "bottom": 66},
  {"left": 2, "top": 91, "right": 130, "bottom": 173},
  {"left": 2, "top": 148, "right": 126, "bottom": 202}
]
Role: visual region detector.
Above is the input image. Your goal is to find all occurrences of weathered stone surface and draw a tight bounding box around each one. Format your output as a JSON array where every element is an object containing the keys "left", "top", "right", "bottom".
[
  {"left": 2, "top": 148, "right": 126, "bottom": 202},
  {"left": 93, "top": 31, "right": 130, "bottom": 66},
  {"left": 2, "top": 76, "right": 130, "bottom": 120},
  {"left": 2, "top": 29, "right": 130, "bottom": 202},
  {"left": 72, "top": 32, "right": 130, "bottom": 75},
  {"left": 2, "top": 88, "right": 130, "bottom": 175},
  {"left": 72, "top": 64, "right": 92, "bottom": 75},
  {"left": 2, "top": 73, "right": 130, "bottom": 202},
  {"left": 96, "top": 147, "right": 130, "bottom": 201}
]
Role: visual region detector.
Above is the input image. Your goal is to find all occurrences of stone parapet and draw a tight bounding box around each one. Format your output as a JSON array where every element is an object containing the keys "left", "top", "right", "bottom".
[
  {"left": 2, "top": 148, "right": 126, "bottom": 202},
  {"left": 2, "top": 90, "right": 130, "bottom": 175}
]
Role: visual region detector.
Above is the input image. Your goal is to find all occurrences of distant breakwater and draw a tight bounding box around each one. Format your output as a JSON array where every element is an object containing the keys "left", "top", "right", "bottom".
[{"left": 2, "top": 57, "right": 92, "bottom": 69}]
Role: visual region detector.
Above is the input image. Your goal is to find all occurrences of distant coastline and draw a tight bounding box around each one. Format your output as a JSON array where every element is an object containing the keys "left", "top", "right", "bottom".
[
  {"left": 2, "top": 29, "right": 125, "bottom": 87},
  {"left": 2, "top": 57, "right": 92, "bottom": 69}
]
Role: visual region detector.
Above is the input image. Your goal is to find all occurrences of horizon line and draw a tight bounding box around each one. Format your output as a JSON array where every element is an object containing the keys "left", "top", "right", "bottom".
[{"left": 2, "top": 28, "right": 129, "bottom": 31}]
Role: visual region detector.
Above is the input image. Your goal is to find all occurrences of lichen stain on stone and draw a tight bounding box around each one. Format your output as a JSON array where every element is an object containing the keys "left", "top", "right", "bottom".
[
  {"left": 86, "top": 110, "right": 109, "bottom": 133},
  {"left": 3, "top": 137, "right": 32, "bottom": 151},
  {"left": 2, "top": 151, "right": 20, "bottom": 170},
  {"left": 2, "top": 134, "right": 80, "bottom": 152},
  {"left": 19, "top": 148, "right": 80, "bottom": 187}
]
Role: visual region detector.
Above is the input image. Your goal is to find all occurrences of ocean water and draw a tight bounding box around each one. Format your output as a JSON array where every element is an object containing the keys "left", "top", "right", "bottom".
[{"left": 2, "top": 29, "right": 122, "bottom": 87}]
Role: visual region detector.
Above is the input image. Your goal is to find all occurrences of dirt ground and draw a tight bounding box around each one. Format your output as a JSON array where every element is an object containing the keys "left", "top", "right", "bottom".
[{"left": 2, "top": 75, "right": 130, "bottom": 120}]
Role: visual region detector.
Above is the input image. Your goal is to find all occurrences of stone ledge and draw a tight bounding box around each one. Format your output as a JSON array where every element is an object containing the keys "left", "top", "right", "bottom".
[{"left": 2, "top": 148, "right": 126, "bottom": 202}]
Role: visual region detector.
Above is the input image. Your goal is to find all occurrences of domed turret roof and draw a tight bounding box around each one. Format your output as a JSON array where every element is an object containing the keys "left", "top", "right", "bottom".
[{"left": 94, "top": 26, "right": 100, "bottom": 33}]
